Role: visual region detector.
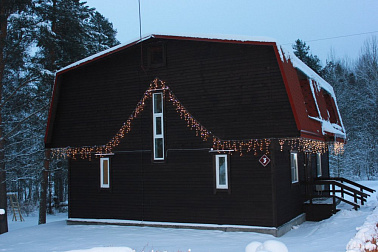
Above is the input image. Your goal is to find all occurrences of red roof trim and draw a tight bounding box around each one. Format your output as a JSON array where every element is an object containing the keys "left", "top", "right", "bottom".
[
  {"left": 151, "top": 34, "right": 277, "bottom": 46},
  {"left": 300, "top": 130, "right": 324, "bottom": 141},
  {"left": 273, "top": 46, "right": 302, "bottom": 132}
]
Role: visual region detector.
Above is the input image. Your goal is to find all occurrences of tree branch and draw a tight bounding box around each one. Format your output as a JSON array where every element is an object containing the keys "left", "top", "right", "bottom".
[
  {"left": 3, "top": 104, "right": 49, "bottom": 140},
  {"left": 0, "top": 77, "right": 40, "bottom": 108}
]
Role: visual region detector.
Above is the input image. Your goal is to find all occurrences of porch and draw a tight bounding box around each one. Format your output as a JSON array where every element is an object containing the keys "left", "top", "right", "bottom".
[{"left": 303, "top": 177, "right": 375, "bottom": 221}]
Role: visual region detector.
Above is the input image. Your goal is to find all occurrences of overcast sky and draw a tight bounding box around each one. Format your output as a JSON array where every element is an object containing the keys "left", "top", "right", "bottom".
[{"left": 84, "top": 0, "right": 377, "bottom": 64}]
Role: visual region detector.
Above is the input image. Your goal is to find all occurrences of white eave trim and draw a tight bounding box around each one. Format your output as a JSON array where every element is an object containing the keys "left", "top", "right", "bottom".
[
  {"left": 209, "top": 148, "right": 235, "bottom": 153},
  {"left": 95, "top": 153, "right": 115, "bottom": 156}
]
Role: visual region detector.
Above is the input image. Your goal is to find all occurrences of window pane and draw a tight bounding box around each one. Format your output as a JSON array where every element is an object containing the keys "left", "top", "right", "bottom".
[
  {"left": 150, "top": 46, "right": 164, "bottom": 65},
  {"left": 155, "top": 138, "right": 163, "bottom": 159},
  {"left": 153, "top": 93, "right": 162, "bottom": 113},
  {"left": 291, "top": 153, "right": 298, "bottom": 183},
  {"left": 155, "top": 117, "right": 162, "bottom": 135},
  {"left": 317, "top": 153, "right": 322, "bottom": 177},
  {"left": 102, "top": 159, "right": 109, "bottom": 186},
  {"left": 291, "top": 167, "right": 296, "bottom": 182},
  {"left": 218, "top": 157, "right": 226, "bottom": 185}
]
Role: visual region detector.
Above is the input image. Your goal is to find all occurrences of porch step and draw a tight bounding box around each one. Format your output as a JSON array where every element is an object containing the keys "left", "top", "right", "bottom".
[
  {"left": 303, "top": 197, "right": 341, "bottom": 221},
  {"left": 305, "top": 197, "right": 340, "bottom": 205},
  {"left": 305, "top": 178, "right": 376, "bottom": 221}
]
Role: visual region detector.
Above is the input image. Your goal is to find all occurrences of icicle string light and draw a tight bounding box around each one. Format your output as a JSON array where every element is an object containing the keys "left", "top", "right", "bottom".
[
  {"left": 332, "top": 142, "right": 345, "bottom": 155},
  {"left": 50, "top": 78, "right": 343, "bottom": 159}
]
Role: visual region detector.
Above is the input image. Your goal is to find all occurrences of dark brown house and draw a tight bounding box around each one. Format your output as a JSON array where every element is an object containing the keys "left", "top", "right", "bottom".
[{"left": 45, "top": 34, "right": 347, "bottom": 236}]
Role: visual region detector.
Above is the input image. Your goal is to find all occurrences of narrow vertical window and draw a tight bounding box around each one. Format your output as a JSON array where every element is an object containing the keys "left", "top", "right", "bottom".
[
  {"left": 316, "top": 153, "right": 322, "bottom": 177},
  {"left": 216, "top": 154, "right": 228, "bottom": 189},
  {"left": 153, "top": 93, "right": 164, "bottom": 160},
  {"left": 290, "top": 152, "right": 299, "bottom": 183},
  {"left": 100, "top": 157, "right": 110, "bottom": 188}
]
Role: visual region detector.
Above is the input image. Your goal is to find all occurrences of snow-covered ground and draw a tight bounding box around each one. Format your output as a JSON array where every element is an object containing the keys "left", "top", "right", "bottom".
[{"left": 1, "top": 181, "right": 377, "bottom": 252}]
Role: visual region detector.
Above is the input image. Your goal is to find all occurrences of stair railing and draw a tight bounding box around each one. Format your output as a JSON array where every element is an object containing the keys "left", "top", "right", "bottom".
[{"left": 311, "top": 178, "right": 375, "bottom": 211}]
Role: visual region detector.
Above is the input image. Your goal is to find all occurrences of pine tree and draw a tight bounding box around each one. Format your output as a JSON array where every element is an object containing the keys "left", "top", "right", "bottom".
[
  {"left": 0, "top": 0, "right": 120, "bottom": 230},
  {"left": 323, "top": 36, "right": 377, "bottom": 180},
  {"left": 293, "top": 39, "right": 322, "bottom": 75},
  {"left": 0, "top": 0, "right": 34, "bottom": 235},
  {"left": 322, "top": 59, "right": 357, "bottom": 177},
  {"left": 33, "top": 0, "right": 119, "bottom": 224},
  {"left": 353, "top": 37, "right": 377, "bottom": 179},
  {"left": 86, "top": 11, "right": 119, "bottom": 54},
  {"left": 35, "top": 0, "right": 119, "bottom": 72}
]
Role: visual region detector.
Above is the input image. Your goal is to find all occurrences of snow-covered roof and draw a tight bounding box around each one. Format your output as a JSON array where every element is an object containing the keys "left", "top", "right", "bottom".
[
  {"left": 57, "top": 38, "right": 144, "bottom": 74},
  {"left": 310, "top": 116, "right": 346, "bottom": 138},
  {"left": 278, "top": 47, "right": 345, "bottom": 139},
  {"left": 278, "top": 46, "right": 335, "bottom": 97}
]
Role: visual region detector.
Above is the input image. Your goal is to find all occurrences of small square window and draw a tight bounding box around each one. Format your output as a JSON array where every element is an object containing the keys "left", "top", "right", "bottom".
[
  {"left": 215, "top": 154, "right": 228, "bottom": 189},
  {"left": 148, "top": 43, "right": 166, "bottom": 68},
  {"left": 290, "top": 152, "right": 299, "bottom": 183},
  {"left": 100, "top": 157, "right": 110, "bottom": 188}
]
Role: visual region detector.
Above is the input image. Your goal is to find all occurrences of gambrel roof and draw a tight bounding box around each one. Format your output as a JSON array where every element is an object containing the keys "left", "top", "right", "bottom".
[{"left": 45, "top": 34, "right": 345, "bottom": 148}]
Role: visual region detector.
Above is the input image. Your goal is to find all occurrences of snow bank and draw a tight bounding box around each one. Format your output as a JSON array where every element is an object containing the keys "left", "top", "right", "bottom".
[
  {"left": 246, "top": 240, "right": 289, "bottom": 252},
  {"left": 0, "top": 209, "right": 5, "bottom": 215},
  {"left": 246, "top": 241, "right": 263, "bottom": 252},
  {"left": 346, "top": 207, "right": 378, "bottom": 252},
  {"left": 65, "top": 247, "right": 134, "bottom": 252}
]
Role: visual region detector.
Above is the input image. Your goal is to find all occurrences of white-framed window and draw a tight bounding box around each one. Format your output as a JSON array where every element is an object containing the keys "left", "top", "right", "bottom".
[
  {"left": 290, "top": 152, "right": 299, "bottom": 183},
  {"left": 153, "top": 92, "right": 164, "bottom": 160},
  {"left": 316, "top": 153, "right": 322, "bottom": 177},
  {"left": 215, "top": 154, "right": 228, "bottom": 189},
  {"left": 100, "top": 157, "right": 110, "bottom": 188}
]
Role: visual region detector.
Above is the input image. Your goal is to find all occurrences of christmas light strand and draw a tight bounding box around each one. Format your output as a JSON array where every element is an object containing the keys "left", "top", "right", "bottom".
[{"left": 51, "top": 78, "right": 344, "bottom": 159}]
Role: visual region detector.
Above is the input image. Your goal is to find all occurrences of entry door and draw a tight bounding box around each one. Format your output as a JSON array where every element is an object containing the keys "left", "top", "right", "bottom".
[{"left": 304, "top": 152, "right": 313, "bottom": 199}]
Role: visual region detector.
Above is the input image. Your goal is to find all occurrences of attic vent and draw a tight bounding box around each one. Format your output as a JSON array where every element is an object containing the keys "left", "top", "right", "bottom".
[
  {"left": 299, "top": 79, "right": 319, "bottom": 117},
  {"left": 148, "top": 43, "right": 166, "bottom": 68}
]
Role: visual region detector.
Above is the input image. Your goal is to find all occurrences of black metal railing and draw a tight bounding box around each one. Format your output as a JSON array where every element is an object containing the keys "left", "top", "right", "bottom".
[{"left": 311, "top": 177, "right": 375, "bottom": 211}]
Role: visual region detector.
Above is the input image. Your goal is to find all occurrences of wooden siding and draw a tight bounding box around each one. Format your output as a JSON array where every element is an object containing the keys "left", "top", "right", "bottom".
[
  {"left": 69, "top": 150, "right": 275, "bottom": 227},
  {"left": 272, "top": 145, "right": 330, "bottom": 226},
  {"left": 271, "top": 143, "right": 304, "bottom": 227},
  {"left": 47, "top": 38, "right": 298, "bottom": 148},
  {"left": 51, "top": 37, "right": 304, "bottom": 227}
]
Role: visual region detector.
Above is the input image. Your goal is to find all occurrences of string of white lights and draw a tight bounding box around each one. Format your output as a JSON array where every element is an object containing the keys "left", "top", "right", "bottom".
[{"left": 50, "top": 78, "right": 344, "bottom": 159}]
